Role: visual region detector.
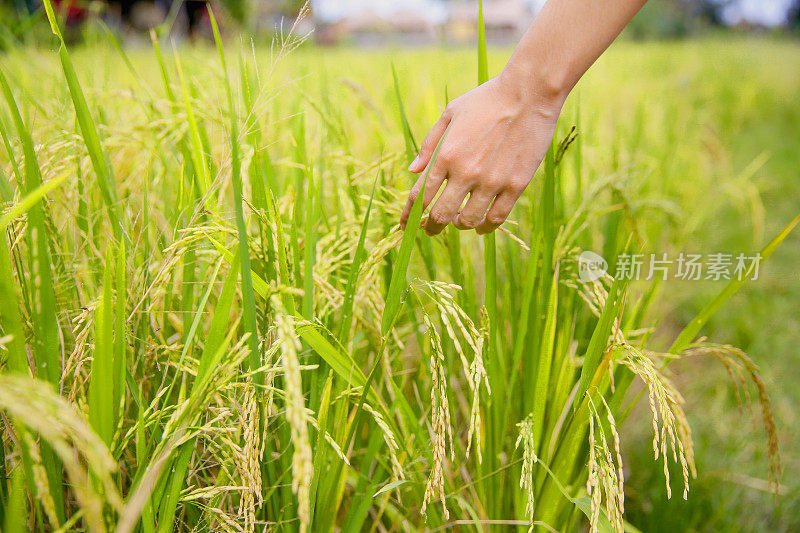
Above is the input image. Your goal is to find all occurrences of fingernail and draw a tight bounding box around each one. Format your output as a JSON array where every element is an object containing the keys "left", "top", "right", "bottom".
[{"left": 408, "top": 155, "right": 419, "bottom": 171}]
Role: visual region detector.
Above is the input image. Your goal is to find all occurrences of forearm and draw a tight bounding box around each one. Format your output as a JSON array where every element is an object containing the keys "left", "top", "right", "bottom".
[{"left": 501, "top": 0, "right": 648, "bottom": 105}]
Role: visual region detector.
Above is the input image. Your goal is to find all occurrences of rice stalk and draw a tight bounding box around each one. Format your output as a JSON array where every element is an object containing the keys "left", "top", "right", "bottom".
[
  {"left": 0, "top": 374, "right": 122, "bottom": 531},
  {"left": 515, "top": 413, "right": 538, "bottom": 531},
  {"left": 681, "top": 343, "right": 781, "bottom": 492},
  {"left": 270, "top": 295, "right": 312, "bottom": 533},
  {"left": 619, "top": 345, "right": 695, "bottom": 499},
  {"left": 420, "top": 313, "right": 453, "bottom": 521}
]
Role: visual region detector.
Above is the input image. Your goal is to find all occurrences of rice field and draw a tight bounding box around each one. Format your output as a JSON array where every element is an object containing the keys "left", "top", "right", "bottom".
[{"left": 0, "top": 5, "right": 799, "bottom": 532}]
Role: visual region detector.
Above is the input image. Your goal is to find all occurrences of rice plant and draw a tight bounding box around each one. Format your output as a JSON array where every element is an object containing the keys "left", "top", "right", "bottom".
[{"left": 0, "top": 3, "right": 795, "bottom": 531}]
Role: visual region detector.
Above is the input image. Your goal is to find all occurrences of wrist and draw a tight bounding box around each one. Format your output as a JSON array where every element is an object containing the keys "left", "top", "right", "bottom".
[{"left": 498, "top": 54, "right": 572, "bottom": 112}]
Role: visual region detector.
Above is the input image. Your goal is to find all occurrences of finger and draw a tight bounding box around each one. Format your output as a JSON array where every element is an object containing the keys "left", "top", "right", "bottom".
[
  {"left": 453, "top": 188, "right": 494, "bottom": 231},
  {"left": 400, "top": 175, "right": 424, "bottom": 229},
  {"left": 409, "top": 111, "right": 451, "bottom": 173},
  {"left": 425, "top": 182, "right": 470, "bottom": 236},
  {"left": 399, "top": 165, "right": 447, "bottom": 229},
  {"left": 420, "top": 163, "right": 447, "bottom": 208},
  {"left": 476, "top": 189, "right": 519, "bottom": 234}
]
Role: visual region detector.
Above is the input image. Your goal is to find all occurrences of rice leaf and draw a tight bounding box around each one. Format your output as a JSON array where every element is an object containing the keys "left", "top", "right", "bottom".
[
  {"left": 373, "top": 480, "right": 408, "bottom": 498},
  {"left": 531, "top": 266, "right": 560, "bottom": 447},
  {"left": 173, "top": 49, "right": 210, "bottom": 198},
  {"left": 337, "top": 172, "right": 378, "bottom": 344},
  {"left": 112, "top": 241, "right": 127, "bottom": 432},
  {"left": 41, "top": 0, "right": 123, "bottom": 237},
  {"left": 476, "top": 4, "right": 503, "bottom": 506},
  {"left": 3, "top": 468, "right": 26, "bottom": 533},
  {"left": 0, "top": 124, "right": 17, "bottom": 201},
  {"left": 309, "top": 371, "right": 335, "bottom": 524},
  {"left": 196, "top": 255, "right": 241, "bottom": 383},
  {"left": 501, "top": 234, "right": 541, "bottom": 432},
  {"left": 391, "top": 63, "right": 418, "bottom": 159},
  {"left": 302, "top": 170, "right": 316, "bottom": 320},
  {"left": 0, "top": 173, "right": 67, "bottom": 232},
  {"left": 296, "top": 323, "right": 369, "bottom": 393},
  {"left": 574, "top": 276, "right": 625, "bottom": 409},
  {"left": 382, "top": 127, "right": 449, "bottom": 335},
  {"left": 88, "top": 247, "right": 115, "bottom": 446},
  {"left": 210, "top": 10, "right": 261, "bottom": 378},
  {"left": 0, "top": 232, "right": 26, "bottom": 375},
  {"left": 155, "top": 438, "right": 195, "bottom": 533},
  {"left": 478, "top": 0, "right": 489, "bottom": 85},
  {"left": 0, "top": 62, "right": 65, "bottom": 524}
]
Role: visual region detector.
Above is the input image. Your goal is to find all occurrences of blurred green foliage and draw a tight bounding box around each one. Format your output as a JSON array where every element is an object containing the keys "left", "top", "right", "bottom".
[
  {"left": 0, "top": 2, "right": 42, "bottom": 50},
  {"left": 626, "top": 0, "right": 697, "bottom": 39}
]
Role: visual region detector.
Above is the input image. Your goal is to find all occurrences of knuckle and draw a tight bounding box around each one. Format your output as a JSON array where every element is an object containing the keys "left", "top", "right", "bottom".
[
  {"left": 436, "top": 147, "right": 455, "bottom": 166},
  {"left": 486, "top": 212, "right": 507, "bottom": 226},
  {"left": 508, "top": 181, "right": 527, "bottom": 195},
  {"left": 460, "top": 168, "right": 482, "bottom": 187},
  {"left": 429, "top": 211, "right": 450, "bottom": 226},
  {"left": 482, "top": 175, "right": 505, "bottom": 191},
  {"left": 460, "top": 215, "right": 480, "bottom": 229}
]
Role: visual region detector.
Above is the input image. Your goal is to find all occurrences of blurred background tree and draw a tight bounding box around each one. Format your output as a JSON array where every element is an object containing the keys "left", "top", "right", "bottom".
[{"left": 218, "top": 0, "right": 249, "bottom": 24}]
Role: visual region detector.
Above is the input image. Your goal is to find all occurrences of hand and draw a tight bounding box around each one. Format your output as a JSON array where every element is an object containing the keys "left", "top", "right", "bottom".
[{"left": 400, "top": 71, "right": 563, "bottom": 235}]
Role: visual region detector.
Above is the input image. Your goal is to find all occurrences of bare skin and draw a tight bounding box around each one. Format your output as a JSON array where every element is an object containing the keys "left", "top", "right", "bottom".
[{"left": 400, "top": 0, "right": 649, "bottom": 235}]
